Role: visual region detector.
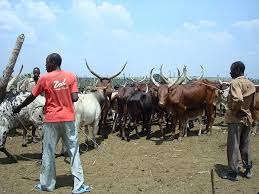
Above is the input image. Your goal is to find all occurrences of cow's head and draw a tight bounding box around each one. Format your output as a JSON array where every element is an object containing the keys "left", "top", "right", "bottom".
[
  {"left": 129, "top": 76, "right": 148, "bottom": 92},
  {"left": 85, "top": 59, "right": 127, "bottom": 98},
  {"left": 150, "top": 68, "right": 176, "bottom": 108},
  {"left": 217, "top": 78, "right": 230, "bottom": 102}
]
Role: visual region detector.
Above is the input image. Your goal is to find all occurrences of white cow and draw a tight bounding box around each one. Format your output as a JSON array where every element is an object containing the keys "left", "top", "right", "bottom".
[
  {"left": 74, "top": 93, "right": 101, "bottom": 147},
  {"left": 0, "top": 92, "right": 45, "bottom": 161},
  {"left": 60, "top": 92, "right": 102, "bottom": 155}
]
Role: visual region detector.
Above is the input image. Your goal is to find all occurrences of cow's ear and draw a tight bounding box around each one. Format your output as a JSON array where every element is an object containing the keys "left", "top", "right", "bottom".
[{"left": 221, "top": 83, "right": 229, "bottom": 90}]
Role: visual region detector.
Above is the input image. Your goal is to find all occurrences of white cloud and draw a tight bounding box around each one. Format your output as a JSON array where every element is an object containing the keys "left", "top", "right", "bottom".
[
  {"left": 233, "top": 19, "right": 259, "bottom": 30},
  {"left": 0, "top": 0, "right": 57, "bottom": 43},
  {"left": 55, "top": 32, "right": 70, "bottom": 45},
  {"left": 15, "top": 0, "right": 56, "bottom": 24},
  {"left": 72, "top": 0, "right": 133, "bottom": 30},
  {"left": 205, "top": 31, "right": 233, "bottom": 44},
  {"left": 183, "top": 20, "right": 216, "bottom": 31},
  {"left": 0, "top": 0, "right": 37, "bottom": 42}
]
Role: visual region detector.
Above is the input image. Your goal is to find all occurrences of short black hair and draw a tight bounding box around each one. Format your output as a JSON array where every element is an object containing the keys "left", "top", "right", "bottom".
[
  {"left": 33, "top": 67, "right": 40, "bottom": 71},
  {"left": 46, "top": 53, "right": 62, "bottom": 66},
  {"left": 231, "top": 61, "right": 245, "bottom": 73}
]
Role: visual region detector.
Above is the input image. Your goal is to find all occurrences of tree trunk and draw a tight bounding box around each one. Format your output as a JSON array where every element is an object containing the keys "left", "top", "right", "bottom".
[{"left": 0, "top": 34, "right": 25, "bottom": 103}]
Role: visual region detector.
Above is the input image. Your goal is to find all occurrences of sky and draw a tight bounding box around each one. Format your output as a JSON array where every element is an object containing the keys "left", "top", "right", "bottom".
[{"left": 0, "top": 0, "right": 259, "bottom": 78}]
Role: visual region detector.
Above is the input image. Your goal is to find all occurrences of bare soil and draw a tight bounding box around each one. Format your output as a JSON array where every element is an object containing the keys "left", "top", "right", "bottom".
[{"left": 0, "top": 117, "right": 259, "bottom": 194}]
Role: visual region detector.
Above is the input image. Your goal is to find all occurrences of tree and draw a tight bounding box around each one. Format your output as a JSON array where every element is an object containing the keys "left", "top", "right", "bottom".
[{"left": 0, "top": 34, "right": 25, "bottom": 103}]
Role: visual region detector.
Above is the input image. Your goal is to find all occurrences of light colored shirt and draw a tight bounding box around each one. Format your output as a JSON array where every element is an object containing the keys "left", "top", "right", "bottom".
[{"left": 225, "top": 76, "right": 256, "bottom": 126}]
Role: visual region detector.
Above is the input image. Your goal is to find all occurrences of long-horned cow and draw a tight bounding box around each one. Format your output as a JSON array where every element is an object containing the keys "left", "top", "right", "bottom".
[
  {"left": 151, "top": 68, "right": 220, "bottom": 140},
  {"left": 85, "top": 60, "right": 127, "bottom": 138}
]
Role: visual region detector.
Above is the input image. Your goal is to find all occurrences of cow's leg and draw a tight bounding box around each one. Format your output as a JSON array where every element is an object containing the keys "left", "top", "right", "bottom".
[
  {"left": 178, "top": 116, "right": 187, "bottom": 141},
  {"left": 122, "top": 113, "right": 128, "bottom": 141},
  {"left": 112, "top": 113, "right": 118, "bottom": 133},
  {"left": 32, "top": 125, "right": 38, "bottom": 143},
  {"left": 178, "top": 121, "right": 183, "bottom": 141},
  {"left": 205, "top": 106, "right": 215, "bottom": 135},
  {"left": 125, "top": 116, "right": 132, "bottom": 142},
  {"left": 84, "top": 126, "right": 89, "bottom": 145},
  {"left": 92, "top": 121, "right": 99, "bottom": 148},
  {"left": 102, "top": 100, "right": 111, "bottom": 139},
  {"left": 198, "top": 117, "right": 202, "bottom": 136},
  {"left": 146, "top": 113, "right": 152, "bottom": 139},
  {"left": 0, "top": 147, "right": 17, "bottom": 162},
  {"left": 158, "top": 112, "right": 165, "bottom": 139},
  {"left": 22, "top": 128, "right": 27, "bottom": 147},
  {"left": 184, "top": 121, "right": 188, "bottom": 137},
  {"left": 135, "top": 118, "right": 140, "bottom": 139},
  {"left": 170, "top": 115, "right": 177, "bottom": 139}
]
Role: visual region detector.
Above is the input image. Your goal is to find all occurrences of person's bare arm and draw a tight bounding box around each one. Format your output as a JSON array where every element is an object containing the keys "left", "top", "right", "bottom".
[
  {"left": 72, "top": 92, "right": 79, "bottom": 102},
  {"left": 13, "top": 93, "right": 36, "bottom": 113}
]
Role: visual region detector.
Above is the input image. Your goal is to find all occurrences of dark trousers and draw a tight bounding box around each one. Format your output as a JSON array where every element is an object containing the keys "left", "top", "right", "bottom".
[{"left": 227, "top": 123, "right": 252, "bottom": 173}]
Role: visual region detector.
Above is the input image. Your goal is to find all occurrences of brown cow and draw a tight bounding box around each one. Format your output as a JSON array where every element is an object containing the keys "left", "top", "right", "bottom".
[
  {"left": 85, "top": 60, "right": 127, "bottom": 138},
  {"left": 150, "top": 68, "right": 181, "bottom": 138},
  {"left": 151, "top": 69, "right": 220, "bottom": 140},
  {"left": 116, "top": 86, "right": 135, "bottom": 140},
  {"left": 168, "top": 80, "right": 220, "bottom": 140}
]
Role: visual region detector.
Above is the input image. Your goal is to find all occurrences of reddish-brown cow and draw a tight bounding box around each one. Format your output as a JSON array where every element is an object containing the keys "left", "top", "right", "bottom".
[{"left": 167, "top": 80, "right": 220, "bottom": 140}]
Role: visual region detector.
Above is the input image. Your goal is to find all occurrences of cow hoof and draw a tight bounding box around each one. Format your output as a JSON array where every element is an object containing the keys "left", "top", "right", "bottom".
[
  {"left": 127, "top": 138, "right": 130, "bottom": 142},
  {"left": 22, "top": 143, "right": 27, "bottom": 147},
  {"left": 121, "top": 137, "right": 125, "bottom": 140},
  {"left": 136, "top": 136, "right": 140, "bottom": 139},
  {"left": 177, "top": 137, "right": 182, "bottom": 142},
  {"left": 32, "top": 138, "right": 38, "bottom": 143},
  {"left": 9, "top": 155, "right": 18, "bottom": 163},
  {"left": 146, "top": 136, "right": 150, "bottom": 140}
]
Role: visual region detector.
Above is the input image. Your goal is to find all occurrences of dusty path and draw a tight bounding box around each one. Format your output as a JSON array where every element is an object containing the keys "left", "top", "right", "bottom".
[{"left": 0, "top": 119, "right": 258, "bottom": 194}]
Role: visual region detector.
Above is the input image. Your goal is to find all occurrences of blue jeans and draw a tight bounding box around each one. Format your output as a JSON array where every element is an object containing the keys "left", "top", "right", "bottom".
[{"left": 40, "top": 121, "right": 85, "bottom": 192}]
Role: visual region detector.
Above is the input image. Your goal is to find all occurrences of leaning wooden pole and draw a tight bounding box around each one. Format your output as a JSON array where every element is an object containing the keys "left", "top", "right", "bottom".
[{"left": 0, "top": 34, "right": 25, "bottom": 103}]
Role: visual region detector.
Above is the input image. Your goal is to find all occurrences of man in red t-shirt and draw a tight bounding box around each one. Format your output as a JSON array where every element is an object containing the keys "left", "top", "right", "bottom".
[{"left": 13, "top": 53, "right": 91, "bottom": 193}]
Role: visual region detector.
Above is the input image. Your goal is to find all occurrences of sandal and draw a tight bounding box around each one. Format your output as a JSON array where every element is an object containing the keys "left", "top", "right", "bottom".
[{"left": 73, "top": 184, "right": 91, "bottom": 193}]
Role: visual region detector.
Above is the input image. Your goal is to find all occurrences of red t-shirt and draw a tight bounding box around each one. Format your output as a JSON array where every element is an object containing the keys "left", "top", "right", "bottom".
[{"left": 32, "top": 70, "right": 78, "bottom": 122}]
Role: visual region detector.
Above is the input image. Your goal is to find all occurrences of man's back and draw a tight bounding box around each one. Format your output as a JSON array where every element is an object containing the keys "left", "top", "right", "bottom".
[
  {"left": 32, "top": 70, "right": 78, "bottom": 122},
  {"left": 225, "top": 76, "right": 256, "bottom": 126}
]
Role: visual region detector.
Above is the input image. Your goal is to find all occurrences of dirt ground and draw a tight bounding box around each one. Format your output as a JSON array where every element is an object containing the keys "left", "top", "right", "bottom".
[{"left": 0, "top": 117, "right": 259, "bottom": 194}]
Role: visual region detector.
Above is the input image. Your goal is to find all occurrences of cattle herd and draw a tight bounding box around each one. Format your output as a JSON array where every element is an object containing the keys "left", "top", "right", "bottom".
[
  {"left": 0, "top": 35, "right": 259, "bottom": 164},
  {"left": 1, "top": 59, "right": 259, "bottom": 163}
]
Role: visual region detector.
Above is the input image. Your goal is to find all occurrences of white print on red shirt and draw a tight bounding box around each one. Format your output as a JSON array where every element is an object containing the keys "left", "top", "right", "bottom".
[{"left": 53, "top": 78, "right": 68, "bottom": 90}]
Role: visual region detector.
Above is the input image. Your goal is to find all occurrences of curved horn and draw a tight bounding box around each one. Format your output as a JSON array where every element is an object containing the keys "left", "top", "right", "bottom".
[
  {"left": 130, "top": 76, "right": 147, "bottom": 83},
  {"left": 150, "top": 68, "right": 160, "bottom": 87},
  {"left": 177, "top": 68, "right": 180, "bottom": 77},
  {"left": 184, "top": 66, "right": 192, "bottom": 81},
  {"left": 217, "top": 75, "right": 223, "bottom": 85},
  {"left": 130, "top": 77, "right": 137, "bottom": 83},
  {"left": 108, "top": 61, "right": 127, "bottom": 80},
  {"left": 196, "top": 65, "right": 204, "bottom": 80},
  {"left": 6, "top": 64, "right": 23, "bottom": 92},
  {"left": 85, "top": 59, "right": 103, "bottom": 80},
  {"left": 123, "top": 81, "right": 127, "bottom": 87},
  {"left": 145, "top": 84, "right": 149, "bottom": 93},
  {"left": 160, "top": 64, "right": 170, "bottom": 84},
  {"left": 175, "top": 65, "right": 187, "bottom": 84}
]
